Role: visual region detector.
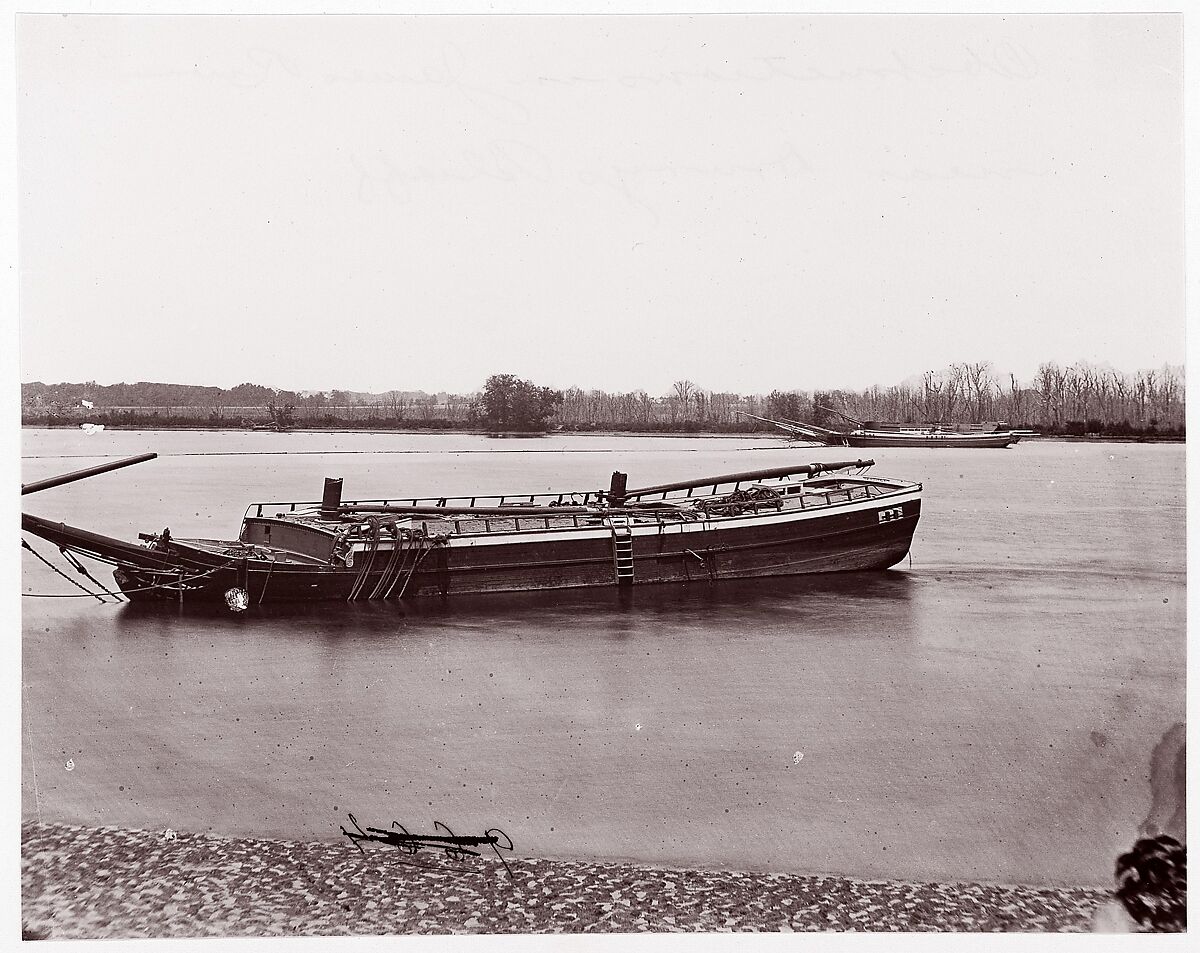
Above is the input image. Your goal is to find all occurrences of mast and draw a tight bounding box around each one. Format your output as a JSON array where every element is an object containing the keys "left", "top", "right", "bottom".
[
  {"left": 624, "top": 460, "right": 874, "bottom": 499},
  {"left": 816, "top": 405, "right": 864, "bottom": 428},
  {"left": 21, "top": 453, "right": 158, "bottom": 496}
]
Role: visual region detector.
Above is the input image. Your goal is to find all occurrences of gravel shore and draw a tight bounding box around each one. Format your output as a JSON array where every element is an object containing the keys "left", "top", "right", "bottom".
[{"left": 22, "top": 822, "right": 1107, "bottom": 938}]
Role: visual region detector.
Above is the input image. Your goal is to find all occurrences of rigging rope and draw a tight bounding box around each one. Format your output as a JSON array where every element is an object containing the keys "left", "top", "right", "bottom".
[
  {"left": 347, "top": 518, "right": 382, "bottom": 601},
  {"left": 59, "top": 547, "right": 126, "bottom": 602},
  {"left": 393, "top": 542, "right": 436, "bottom": 600},
  {"left": 21, "top": 545, "right": 242, "bottom": 599},
  {"left": 367, "top": 526, "right": 404, "bottom": 600},
  {"left": 257, "top": 554, "right": 276, "bottom": 605},
  {"left": 21, "top": 539, "right": 107, "bottom": 602},
  {"left": 384, "top": 535, "right": 422, "bottom": 600}
]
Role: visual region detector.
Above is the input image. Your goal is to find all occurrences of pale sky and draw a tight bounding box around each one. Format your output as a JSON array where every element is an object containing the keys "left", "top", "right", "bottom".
[{"left": 16, "top": 11, "right": 1185, "bottom": 396}]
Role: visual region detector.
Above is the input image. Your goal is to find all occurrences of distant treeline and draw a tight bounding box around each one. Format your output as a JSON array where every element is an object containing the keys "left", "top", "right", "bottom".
[
  {"left": 21, "top": 360, "right": 1185, "bottom": 437},
  {"left": 803, "top": 361, "right": 1185, "bottom": 437},
  {"left": 19, "top": 381, "right": 437, "bottom": 412}
]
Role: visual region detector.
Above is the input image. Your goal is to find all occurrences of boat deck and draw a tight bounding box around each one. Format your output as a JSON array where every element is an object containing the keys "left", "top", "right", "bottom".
[
  {"left": 246, "top": 477, "right": 908, "bottom": 541},
  {"left": 172, "top": 538, "right": 331, "bottom": 566}
]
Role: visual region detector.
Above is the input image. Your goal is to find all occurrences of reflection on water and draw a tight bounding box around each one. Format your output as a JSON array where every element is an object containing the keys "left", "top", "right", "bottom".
[
  {"left": 110, "top": 570, "right": 917, "bottom": 631},
  {"left": 21, "top": 432, "right": 1185, "bottom": 887}
]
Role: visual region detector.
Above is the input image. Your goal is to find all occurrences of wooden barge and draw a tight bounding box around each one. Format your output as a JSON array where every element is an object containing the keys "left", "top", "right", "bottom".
[
  {"left": 744, "top": 410, "right": 1021, "bottom": 448},
  {"left": 21, "top": 455, "right": 922, "bottom": 609}
]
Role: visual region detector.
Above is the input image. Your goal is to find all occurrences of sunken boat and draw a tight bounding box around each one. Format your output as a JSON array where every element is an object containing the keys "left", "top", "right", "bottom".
[{"left": 21, "top": 454, "right": 922, "bottom": 608}]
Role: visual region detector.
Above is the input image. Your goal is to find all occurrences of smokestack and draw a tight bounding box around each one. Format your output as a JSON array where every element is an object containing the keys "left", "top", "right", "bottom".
[
  {"left": 608, "top": 471, "right": 628, "bottom": 508},
  {"left": 321, "top": 477, "right": 344, "bottom": 519}
]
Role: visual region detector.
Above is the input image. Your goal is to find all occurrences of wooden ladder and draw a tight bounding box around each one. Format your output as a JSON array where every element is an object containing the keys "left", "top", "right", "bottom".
[{"left": 609, "top": 516, "right": 634, "bottom": 586}]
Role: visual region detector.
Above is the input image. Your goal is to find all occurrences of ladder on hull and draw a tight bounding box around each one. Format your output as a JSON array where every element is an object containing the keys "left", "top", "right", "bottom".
[{"left": 608, "top": 516, "right": 634, "bottom": 586}]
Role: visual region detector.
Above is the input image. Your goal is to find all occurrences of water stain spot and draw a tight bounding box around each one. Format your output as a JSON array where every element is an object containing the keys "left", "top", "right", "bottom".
[{"left": 1090, "top": 731, "right": 1109, "bottom": 749}]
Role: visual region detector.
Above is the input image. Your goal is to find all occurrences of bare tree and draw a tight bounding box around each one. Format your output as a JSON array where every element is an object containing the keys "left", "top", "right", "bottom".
[
  {"left": 942, "top": 364, "right": 966, "bottom": 422},
  {"left": 1034, "top": 362, "right": 1066, "bottom": 427},
  {"left": 666, "top": 380, "right": 696, "bottom": 423},
  {"left": 1006, "top": 373, "right": 1028, "bottom": 424},
  {"left": 1110, "top": 369, "right": 1130, "bottom": 424},
  {"left": 920, "top": 371, "right": 944, "bottom": 421},
  {"left": 961, "top": 361, "right": 996, "bottom": 419},
  {"left": 1133, "top": 369, "right": 1157, "bottom": 425},
  {"left": 1154, "top": 364, "right": 1182, "bottom": 427}
]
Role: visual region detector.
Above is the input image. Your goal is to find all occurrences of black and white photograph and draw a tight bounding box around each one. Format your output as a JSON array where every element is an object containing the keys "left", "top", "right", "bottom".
[{"left": 10, "top": 1, "right": 1189, "bottom": 942}]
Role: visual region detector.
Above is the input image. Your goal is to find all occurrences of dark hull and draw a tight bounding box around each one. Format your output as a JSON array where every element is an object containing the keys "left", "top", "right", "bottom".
[
  {"left": 844, "top": 433, "right": 1017, "bottom": 448},
  {"left": 23, "top": 496, "right": 921, "bottom": 605}
]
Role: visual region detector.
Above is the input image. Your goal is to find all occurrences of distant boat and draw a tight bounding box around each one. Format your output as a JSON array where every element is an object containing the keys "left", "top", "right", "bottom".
[
  {"left": 21, "top": 453, "right": 923, "bottom": 608},
  {"left": 742, "top": 409, "right": 1022, "bottom": 448}
]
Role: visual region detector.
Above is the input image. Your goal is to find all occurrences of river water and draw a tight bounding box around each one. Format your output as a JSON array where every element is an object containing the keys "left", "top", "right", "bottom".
[{"left": 20, "top": 429, "right": 1185, "bottom": 887}]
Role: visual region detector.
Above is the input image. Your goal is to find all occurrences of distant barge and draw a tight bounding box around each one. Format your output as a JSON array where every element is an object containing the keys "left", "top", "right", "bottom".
[
  {"left": 744, "top": 409, "right": 1022, "bottom": 448},
  {"left": 21, "top": 454, "right": 922, "bottom": 608}
]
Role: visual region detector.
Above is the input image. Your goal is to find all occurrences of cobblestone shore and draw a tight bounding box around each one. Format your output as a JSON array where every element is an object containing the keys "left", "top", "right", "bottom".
[{"left": 22, "top": 822, "right": 1108, "bottom": 938}]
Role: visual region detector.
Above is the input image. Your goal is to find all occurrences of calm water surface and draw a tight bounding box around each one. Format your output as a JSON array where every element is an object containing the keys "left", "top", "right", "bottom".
[{"left": 20, "top": 430, "right": 1185, "bottom": 886}]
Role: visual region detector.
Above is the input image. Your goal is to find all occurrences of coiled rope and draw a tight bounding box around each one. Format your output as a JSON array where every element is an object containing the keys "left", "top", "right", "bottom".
[
  {"left": 338, "top": 520, "right": 441, "bottom": 602},
  {"left": 346, "top": 518, "right": 383, "bottom": 601},
  {"left": 383, "top": 535, "right": 422, "bottom": 600},
  {"left": 367, "top": 525, "right": 404, "bottom": 600},
  {"left": 391, "top": 539, "right": 436, "bottom": 600}
]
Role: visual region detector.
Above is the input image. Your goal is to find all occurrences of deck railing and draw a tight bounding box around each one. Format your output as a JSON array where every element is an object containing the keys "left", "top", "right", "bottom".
[
  {"left": 243, "top": 479, "right": 907, "bottom": 534},
  {"left": 244, "top": 474, "right": 900, "bottom": 518}
]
